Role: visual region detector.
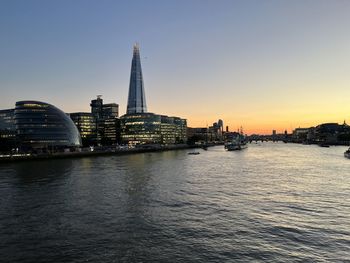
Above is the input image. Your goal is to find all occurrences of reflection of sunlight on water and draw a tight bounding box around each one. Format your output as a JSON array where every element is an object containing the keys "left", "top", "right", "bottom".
[{"left": 1, "top": 142, "right": 350, "bottom": 262}]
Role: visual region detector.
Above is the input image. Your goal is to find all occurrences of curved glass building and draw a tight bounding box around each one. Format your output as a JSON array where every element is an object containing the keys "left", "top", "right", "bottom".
[{"left": 15, "top": 101, "right": 82, "bottom": 149}]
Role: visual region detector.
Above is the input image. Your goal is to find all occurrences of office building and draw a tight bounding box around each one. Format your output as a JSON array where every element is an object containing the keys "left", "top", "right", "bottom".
[
  {"left": 127, "top": 43, "right": 147, "bottom": 114},
  {"left": 102, "top": 117, "right": 120, "bottom": 145},
  {"left": 15, "top": 101, "right": 81, "bottom": 150},
  {"left": 120, "top": 113, "right": 186, "bottom": 145},
  {"left": 121, "top": 44, "right": 187, "bottom": 145},
  {"left": 88, "top": 96, "right": 119, "bottom": 145},
  {"left": 69, "top": 112, "right": 96, "bottom": 146},
  {"left": 0, "top": 109, "right": 16, "bottom": 151}
]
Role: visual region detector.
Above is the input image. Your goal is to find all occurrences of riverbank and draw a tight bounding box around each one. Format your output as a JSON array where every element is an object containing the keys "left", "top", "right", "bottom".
[{"left": 0, "top": 144, "right": 200, "bottom": 163}]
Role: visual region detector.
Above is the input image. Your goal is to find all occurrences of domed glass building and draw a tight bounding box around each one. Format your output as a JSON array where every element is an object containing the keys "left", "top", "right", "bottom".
[{"left": 15, "top": 101, "right": 82, "bottom": 149}]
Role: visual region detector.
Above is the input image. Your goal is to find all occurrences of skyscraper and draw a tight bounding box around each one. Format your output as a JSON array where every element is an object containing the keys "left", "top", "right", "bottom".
[
  {"left": 126, "top": 43, "right": 147, "bottom": 114},
  {"left": 120, "top": 43, "right": 187, "bottom": 145}
]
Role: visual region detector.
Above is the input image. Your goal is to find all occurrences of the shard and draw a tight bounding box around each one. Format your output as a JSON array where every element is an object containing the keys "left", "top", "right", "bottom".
[{"left": 126, "top": 43, "right": 147, "bottom": 114}]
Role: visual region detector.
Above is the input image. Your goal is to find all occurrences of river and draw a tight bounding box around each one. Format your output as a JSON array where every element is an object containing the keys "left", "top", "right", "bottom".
[{"left": 1, "top": 142, "right": 349, "bottom": 262}]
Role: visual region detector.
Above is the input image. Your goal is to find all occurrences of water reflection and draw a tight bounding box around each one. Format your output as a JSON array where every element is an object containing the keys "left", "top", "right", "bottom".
[
  {"left": 12, "top": 159, "right": 73, "bottom": 184},
  {"left": 0, "top": 143, "right": 350, "bottom": 262}
]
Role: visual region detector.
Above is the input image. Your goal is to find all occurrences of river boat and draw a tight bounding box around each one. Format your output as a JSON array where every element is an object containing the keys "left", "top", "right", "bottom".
[
  {"left": 344, "top": 148, "right": 350, "bottom": 159},
  {"left": 225, "top": 132, "right": 248, "bottom": 151},
  {"left": 188, "top": 151, "right": 200, "bottom": 155},
  {"left": 226, "top": 142, "right": 248, "bottom": 151}
]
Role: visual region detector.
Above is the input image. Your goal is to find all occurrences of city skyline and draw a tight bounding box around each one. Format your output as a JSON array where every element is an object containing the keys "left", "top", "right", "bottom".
[{"left": 1, "top": 1, "right": 350, "bottom": 134}]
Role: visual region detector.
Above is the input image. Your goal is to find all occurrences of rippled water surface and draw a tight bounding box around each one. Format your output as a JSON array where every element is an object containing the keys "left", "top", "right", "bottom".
[{"left": 1, "top": 143, "right": 350, "bottom": 262}]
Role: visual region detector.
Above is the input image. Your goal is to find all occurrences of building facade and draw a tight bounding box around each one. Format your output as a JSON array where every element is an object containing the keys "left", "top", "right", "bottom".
[
  {"left": 0, "top": 109, "right": 16, "bottom": 151},
  {"left": 120, "top": 113, "right": 186, "bottom": 145},
  {"left": 127, "top": 44, "right": 147, "bottom": 114},
  {"left": 120, "top": 44, "right": 187, "bottom": 146},
  {"left": 15, "top": 101, "right": 81, "bottom": 150},
  {"left": 88, "top": 96, "right": 120, "bottom": 145},
  {"left": 102, "top": 117, "right": 121, "bottom": 145},
  {"left": 69, "top": 112, "right": 96, "bottom": 146},
  {"left": 120, "top": 113, "right": 161, "bottom": 145}
]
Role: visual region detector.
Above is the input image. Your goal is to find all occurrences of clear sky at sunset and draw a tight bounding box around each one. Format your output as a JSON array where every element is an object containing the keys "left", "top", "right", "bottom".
[{"left": 1, "top": 0, "right": 350, "bottom": 134}]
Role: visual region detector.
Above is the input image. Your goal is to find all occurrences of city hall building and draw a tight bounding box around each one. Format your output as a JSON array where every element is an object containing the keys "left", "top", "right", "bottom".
[{"left": 15, "top": 101, "right": 82, "bottom": 150}]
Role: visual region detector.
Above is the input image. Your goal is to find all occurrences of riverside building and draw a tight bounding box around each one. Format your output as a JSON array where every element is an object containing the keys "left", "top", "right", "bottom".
[
  {"left": 0, "top": 109, "right": 16, "bottom": 151},
  {"left": 14, "top": 101, "right": 81, "bottom": 150},
  {"left": 120, "top": 44, "right": 187, "bottom": 145},
  {"left": 70, "top": 97, "right": 120, "bottom": 146},
  {"left": 69, "top": 112, "right": 96, "bottom": 146}
]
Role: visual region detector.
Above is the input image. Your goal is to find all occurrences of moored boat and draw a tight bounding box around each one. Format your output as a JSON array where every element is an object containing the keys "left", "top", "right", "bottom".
[
  {"left": 225, "top": 131, "right": 248, "bottom": 151},
  {"left": 188, "top": 151, "right": 200, "bottom": 155},
  {"left": 226, "top": 142, "right": 248, "bottom": 151},
  {"left": 344, "top": 148, "right": 350, "bottom": 159}
]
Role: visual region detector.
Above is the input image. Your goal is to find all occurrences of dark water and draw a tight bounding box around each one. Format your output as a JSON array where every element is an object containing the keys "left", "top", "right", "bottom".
[{"left": 1, "top": 142, "right": 350, "bottom": 262}]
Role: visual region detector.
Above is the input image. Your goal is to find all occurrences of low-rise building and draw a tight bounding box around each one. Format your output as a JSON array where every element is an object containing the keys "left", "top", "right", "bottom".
[{"left": 120, "top": 113, "right": 187, "bottom": 145}]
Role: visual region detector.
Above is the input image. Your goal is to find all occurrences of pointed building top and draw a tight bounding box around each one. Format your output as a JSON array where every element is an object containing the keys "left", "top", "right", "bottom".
[{"left": 126, "top": 44, "right": 147, "bottom": 114}]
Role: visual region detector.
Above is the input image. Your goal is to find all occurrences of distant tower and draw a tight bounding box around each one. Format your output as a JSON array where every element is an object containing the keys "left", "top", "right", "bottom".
[
  {"left": 126, "top": 43, "right": 147, "bottom": 114},
  {"left": 90, "top": 95, "right": 103, "bottom": 120}
]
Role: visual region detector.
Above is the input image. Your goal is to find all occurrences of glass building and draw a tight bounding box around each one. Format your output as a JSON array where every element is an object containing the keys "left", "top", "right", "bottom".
[
  {"left": 120, "top": 113, "right": 187, "bottom": 145},
  {"left": 0, "top": 109, "right": 16, "bottom": 151},
  {"left": 15, "top": 101, "right": 82, "bottom": 150},
  {"left": 102, "top": 103, "right": 119, "bottom": 119},
  {"left": 102, "top": 118, "right": 120, "bottom": 145},
  {"left": 127, "top": 43, "right": 147, "bottom": 114},
  {"left": 120, "top": 113, "right": 161, "bottom": 145},
  {"left": 89, "top": 96, "right": 119, "bottom": 145},
  {"left": 120, "top": 43, "right": 187, "bottom": 146},
  {"left": 69, "top": 112, "right": 96, "bottom": 146}
]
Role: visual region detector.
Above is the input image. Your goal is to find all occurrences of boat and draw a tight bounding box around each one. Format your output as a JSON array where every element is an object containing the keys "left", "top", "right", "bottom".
[
  {"left": 188, "top": 151, "right": 200, "bottom": 155},
  {"left": 226, "top": 142, "right": 247, "bottom": 151},
  {"left": 344, "top": 148, "right": 350, "bottom": 159},
  {"left": 225, "top": 131, "right": 248, "bottom": 151}
]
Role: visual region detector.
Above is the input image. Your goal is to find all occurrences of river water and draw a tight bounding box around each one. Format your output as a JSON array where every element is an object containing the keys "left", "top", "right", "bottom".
[{"left": 1, "top": 142, "right": 350, "bottom": 262}]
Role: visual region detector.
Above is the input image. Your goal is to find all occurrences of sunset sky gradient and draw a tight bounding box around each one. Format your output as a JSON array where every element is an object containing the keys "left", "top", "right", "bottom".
[{"left": 1, "top": 0, "right": 350, "bottom": 134}]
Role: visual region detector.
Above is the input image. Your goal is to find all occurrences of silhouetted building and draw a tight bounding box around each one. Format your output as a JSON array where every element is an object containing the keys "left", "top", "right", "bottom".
[
  {"left": 90, "top": 95, "right": 104, "bottom": 121},
  {"left": 292, "top": 128, "right": 309, "bottom": 142},
  {"left": 89, "top": 96, "right": 120, "bottom": 145},
  {"left": 187, "top": 127, "right": 208, "bottom": 144},
  {"left": 315, "top": 122, "right": 350, "bottom": 144},
  {"left": 103, "top": 103, "right": 118, "bottom": 119},
  {"left": 101, "top": 117, "right": 121, "bottom": 145},
  {"left": 209, "top": 120, "right": 224, "bottom": 142},
  {"left": 15, "top": 101, "right": 81, "bottom": 150}
]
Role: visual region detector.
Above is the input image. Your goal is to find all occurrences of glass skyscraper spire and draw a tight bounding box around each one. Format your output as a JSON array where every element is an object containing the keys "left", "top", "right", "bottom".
[{"left": 126, "top": 43, "right": 147, "bottom": 114}]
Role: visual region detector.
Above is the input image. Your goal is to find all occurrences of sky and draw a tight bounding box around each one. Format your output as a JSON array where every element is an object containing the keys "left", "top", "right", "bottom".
[{"left": 1, "top": 0, "right": 350, "bottom": 134}]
